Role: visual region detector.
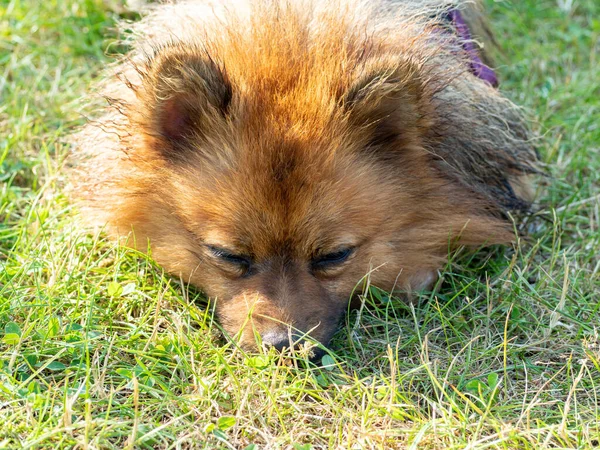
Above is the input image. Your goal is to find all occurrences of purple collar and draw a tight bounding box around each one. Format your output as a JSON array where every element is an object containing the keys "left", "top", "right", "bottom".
[{"left": 447, "top": 9, "right": 499, "bottom": 88}]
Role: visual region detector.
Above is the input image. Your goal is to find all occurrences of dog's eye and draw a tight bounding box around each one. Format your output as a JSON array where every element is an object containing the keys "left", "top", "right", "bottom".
[
  {"left": 207, "top": 245, "right": 252, "bottom": 272},
  {"left": 311, "top": 247, "right": 355, "bottom": 271}
]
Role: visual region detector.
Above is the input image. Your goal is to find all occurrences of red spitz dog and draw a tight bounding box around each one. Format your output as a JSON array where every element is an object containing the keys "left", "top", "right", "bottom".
[{"left": 74, "top": 0, "right": 537, "bottom": 352}]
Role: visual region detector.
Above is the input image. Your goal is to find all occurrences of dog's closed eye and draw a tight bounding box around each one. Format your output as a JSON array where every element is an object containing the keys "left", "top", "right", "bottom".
[
  {"left": 206, "top": 245, "right": 253, "bottom": 275},
  {"left": 311, "top": 247, "right": 355, "bottom": 272}
]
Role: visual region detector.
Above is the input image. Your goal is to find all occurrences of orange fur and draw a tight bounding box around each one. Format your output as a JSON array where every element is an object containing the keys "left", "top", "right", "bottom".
[{"left": 72, "top": 0, "right": 537, "bottom": 351}]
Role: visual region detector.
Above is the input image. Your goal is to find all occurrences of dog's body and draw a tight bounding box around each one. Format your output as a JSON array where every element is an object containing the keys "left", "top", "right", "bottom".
[{"left": 74, "top": 0, "right": 537, "bottom": 351}]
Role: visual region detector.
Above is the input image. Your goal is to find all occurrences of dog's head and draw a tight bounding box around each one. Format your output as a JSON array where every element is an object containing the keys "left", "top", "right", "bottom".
[{"left": 80, "top": 5, "right": 533, "bottom": 351}]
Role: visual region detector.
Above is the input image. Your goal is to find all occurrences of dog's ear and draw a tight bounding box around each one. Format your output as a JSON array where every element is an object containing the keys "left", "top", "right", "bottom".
[
  {"left": 341, "top": 58, "right": 434, "bottom": 149},
  {"left": 134, "top": 45, "right": 232, "bottom": 159}
]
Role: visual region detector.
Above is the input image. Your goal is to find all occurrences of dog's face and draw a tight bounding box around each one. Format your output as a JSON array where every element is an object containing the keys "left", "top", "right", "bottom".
[
  {"left": 183, "top": 154, "right": 389, "bottom": 350},
  {"left": 172, "top": 132, "right": 420, "bottom": 351}
]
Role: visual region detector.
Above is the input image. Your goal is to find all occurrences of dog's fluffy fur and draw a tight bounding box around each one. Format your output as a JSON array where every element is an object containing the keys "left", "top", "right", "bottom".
[{"left": 73, "top": 0, "right": 537, "bottom": 350}]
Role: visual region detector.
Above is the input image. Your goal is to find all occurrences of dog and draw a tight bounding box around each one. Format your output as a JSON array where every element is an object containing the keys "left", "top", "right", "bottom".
[{"left": 73, "top": 0, "right": 537, "bottom": 353}]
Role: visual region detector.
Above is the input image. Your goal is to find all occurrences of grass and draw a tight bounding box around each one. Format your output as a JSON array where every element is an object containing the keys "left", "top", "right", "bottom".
[{"left": 1, "top": 0, "right": 599, "bottom": 448}]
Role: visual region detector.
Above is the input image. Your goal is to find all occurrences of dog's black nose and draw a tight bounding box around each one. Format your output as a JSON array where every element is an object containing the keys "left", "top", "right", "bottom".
[{"left": 261, "top": 330, "right": 293, "bottom": 351}]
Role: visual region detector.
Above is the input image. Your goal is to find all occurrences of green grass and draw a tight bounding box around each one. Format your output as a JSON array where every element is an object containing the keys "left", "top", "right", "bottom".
[{"left": 1, "top": 0, "right": 599, "bottom": 448}]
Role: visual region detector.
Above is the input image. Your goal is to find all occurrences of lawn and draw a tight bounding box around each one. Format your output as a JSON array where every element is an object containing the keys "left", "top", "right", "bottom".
[{"left": 1, "top": 0, "right": 599, "bottom": 448}]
